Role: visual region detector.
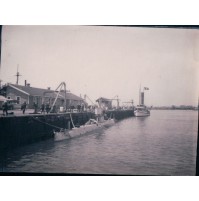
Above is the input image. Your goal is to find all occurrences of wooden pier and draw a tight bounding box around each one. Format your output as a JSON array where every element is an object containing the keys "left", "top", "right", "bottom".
[{"left": 0, "top": 110, "right": 134, "bottom": 151}]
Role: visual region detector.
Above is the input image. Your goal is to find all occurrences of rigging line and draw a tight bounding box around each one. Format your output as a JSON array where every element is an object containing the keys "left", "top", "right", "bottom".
[
  {"left": 31, "top": 116, "right": 64, "bottom": 130},
  {"left": 69, "top": 113, "right": 76, "bottom": 128},
  {"left": 85, "top": 94, "right": 95, "bottom": 105}
]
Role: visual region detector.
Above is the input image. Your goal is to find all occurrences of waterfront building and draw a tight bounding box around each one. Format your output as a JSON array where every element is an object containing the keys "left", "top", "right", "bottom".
[{"left": 0, "top": 83, "right": 84, "bottom": 109}]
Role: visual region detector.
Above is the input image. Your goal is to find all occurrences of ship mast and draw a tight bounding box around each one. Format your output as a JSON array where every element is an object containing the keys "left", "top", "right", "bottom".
[{"left": 15, "top": 65, "right": 21, "bottom": 85}]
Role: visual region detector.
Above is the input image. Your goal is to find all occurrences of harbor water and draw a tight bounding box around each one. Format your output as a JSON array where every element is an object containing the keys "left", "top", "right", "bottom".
[{"left": 1, "top": 110, "right": 198, "bottom": 175}]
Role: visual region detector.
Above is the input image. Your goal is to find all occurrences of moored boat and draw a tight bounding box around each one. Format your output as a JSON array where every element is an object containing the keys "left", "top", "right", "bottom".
[
  {"left": 54, "top": 117, "right": 115, "bottom": 141},
  {"left": 134, "top": 105, "right": 150, "bottom": 117},
  {"left": 134, "top": 86, "right": 150, "bottom": 117},
  {"left": 54, "top": 103, "right": 115, "bottom": 141}
]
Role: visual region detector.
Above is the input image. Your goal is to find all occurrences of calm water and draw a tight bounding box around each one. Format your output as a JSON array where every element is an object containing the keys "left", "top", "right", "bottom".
[{"left": 1, "top": 110, "right": 198, "bottom": 175}]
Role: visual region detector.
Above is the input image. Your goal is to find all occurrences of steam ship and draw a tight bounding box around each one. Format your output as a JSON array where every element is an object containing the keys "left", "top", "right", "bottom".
[{"left": 134, "top": 86, "right": 150, "bottom": 117}]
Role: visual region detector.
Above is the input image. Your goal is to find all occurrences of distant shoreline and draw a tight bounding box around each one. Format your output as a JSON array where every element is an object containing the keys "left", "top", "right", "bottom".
[{"left": 151, "top": 108, "right": 198, "bottom": 111}]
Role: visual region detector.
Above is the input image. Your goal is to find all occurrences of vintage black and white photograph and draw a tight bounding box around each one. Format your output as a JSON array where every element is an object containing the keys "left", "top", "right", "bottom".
[{"left": 0, "top": 26, "right": 198, "bottom": 175}]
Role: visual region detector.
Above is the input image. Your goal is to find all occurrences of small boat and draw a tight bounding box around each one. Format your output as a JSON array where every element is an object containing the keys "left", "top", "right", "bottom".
[
  {"left": 54, "top": 117, "right": 115, "bottom": 141},
  {"left": 134, "top": 86, "right": 150, "bottom": 117}
]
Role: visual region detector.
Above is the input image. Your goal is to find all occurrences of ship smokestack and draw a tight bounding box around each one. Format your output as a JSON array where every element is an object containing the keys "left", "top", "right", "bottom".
[{"left": 141, "top": 92, "right": 144, "bottom": 105}]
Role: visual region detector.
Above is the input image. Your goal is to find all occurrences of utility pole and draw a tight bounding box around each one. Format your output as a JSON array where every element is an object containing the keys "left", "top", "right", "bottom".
[{"left": 15, "top": 64, "right": 21, "bottom": 85}]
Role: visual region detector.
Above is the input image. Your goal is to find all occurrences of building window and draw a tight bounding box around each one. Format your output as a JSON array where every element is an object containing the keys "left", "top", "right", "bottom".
[{"left": 16, "top": 96, "right": 21, "bottom": 104}]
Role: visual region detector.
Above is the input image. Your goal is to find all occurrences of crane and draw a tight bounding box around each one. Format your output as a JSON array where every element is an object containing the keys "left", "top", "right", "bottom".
[
  {"left": 122, "top": 100, "right": 134, "bottom": 105},
  {"left": 50, "top": 82, "right": 67, "bottom": 112},
  {"left": 122, "top": 100, "right": 134, "bottom": 109},
  {"left": 42, "top": 82, "right": 67, "bottom": 113}
]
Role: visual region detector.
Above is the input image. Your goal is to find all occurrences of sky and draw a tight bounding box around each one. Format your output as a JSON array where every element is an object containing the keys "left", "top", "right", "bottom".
[{"left": 0, "top": 26, "right": 198, "bottom": 106}]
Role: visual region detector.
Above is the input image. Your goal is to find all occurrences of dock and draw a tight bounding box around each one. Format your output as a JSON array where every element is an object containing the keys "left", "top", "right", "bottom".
[{"left": 0, "top": 109, "right": 134, "bottom": 151}]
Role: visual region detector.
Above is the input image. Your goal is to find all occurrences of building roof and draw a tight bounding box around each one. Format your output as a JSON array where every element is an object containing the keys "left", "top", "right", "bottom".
[
  {"left": 60, "top": 91, "right": 83, "bottom": 101},
  {"left": 7, "top": 84, "right": 83, "bottom": 101}
]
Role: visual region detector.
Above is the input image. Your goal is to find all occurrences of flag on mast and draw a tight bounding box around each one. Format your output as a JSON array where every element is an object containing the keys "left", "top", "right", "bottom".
[{"left": 144, "top": 87, "right": 149, "bottom": 90}]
